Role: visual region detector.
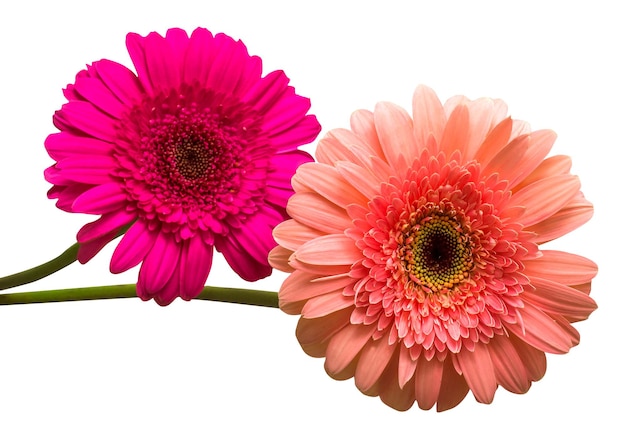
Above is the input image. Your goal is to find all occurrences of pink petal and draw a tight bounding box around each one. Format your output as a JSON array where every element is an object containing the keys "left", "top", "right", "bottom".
[
  {"left": 125, "top": 32, "right": 154, "bottom": 95},
  {"left": 215, "top": 233, "right": 272, "bottom": 281},
  {"left": 73, "top": 76, "right": 126, "bottom": 119},
  {"left": 141, "top": 31, "right": 182, "bottom": 92},
  {"left": 110, "top": 220, "right": 158, "bottom": 273},
  {"left": 77, "top": 228, "right": 120, "bottom": 264},
  {"left": 138, "top": 232, "right": 180, "bottom": 293},
  {"left": 54, "top": 101, "right": 118, "bottom": 142},
  {"left": 179, "top": 235, "right": 214, "bottom": 300},
  {"left": 72, "top": 183, "right": 127, "bottom": 214},
  {"left": 56, "top": 156, "right": 118, "bottom": 185},
  {"left": 94, "top": 59, "right": 144, "bottom": 106},
  {"left": 45, "top": 132, "right": 113, "bottom": 161},
  {"left": 182, "top": 27, "right": 216, "bottom": 87},
  {"left": 77, "top": 209, "right": 135, "bottom": 243}
]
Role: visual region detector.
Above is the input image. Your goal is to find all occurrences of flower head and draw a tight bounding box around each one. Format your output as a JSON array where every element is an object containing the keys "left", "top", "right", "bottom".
[
  {"left": 45, "top": 28, "right": 321, "bottom": 305},
  {"left": 270, "top": 85, "right": 597, "bottom": 411}
]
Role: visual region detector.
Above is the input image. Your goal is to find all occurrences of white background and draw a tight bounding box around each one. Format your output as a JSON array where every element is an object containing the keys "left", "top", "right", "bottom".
[{"left": 0, "top": 1, "right": 623, "bottom": 436}]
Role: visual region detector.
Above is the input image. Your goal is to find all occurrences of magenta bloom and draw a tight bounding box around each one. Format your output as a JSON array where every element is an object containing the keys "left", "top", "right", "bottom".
[{"left": 45, "top": 28, "right": 321, "bottom": 305}]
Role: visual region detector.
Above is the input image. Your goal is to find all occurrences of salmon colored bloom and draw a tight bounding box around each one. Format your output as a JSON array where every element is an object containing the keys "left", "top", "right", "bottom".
[
  {"left": 270, "top": 85, "right": 597, "bottom": 411},
  {"left": 45, "top": 28, "right": 320, "bottom": 305}
]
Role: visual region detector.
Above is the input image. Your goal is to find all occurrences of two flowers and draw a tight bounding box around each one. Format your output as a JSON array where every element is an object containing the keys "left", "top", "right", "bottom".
[{"left": 42, "top": 27, "right": 597, "bottom": 411}]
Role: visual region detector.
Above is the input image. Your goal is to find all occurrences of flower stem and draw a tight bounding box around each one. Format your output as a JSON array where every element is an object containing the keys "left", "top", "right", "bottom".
[
  {"left": 0, "top": 284, "right": 279, "bottom": 308},
  {"left": 0, "top": 242, "right": 79, "bottom": 292}
]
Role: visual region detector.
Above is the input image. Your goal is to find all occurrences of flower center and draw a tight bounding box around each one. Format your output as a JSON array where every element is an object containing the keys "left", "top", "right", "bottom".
[
  {"left": 405, "top": 213, "right": 473, "bottom": 293},
  {"left": 173, "top": 139, "right": 212, "bottom": 181}
]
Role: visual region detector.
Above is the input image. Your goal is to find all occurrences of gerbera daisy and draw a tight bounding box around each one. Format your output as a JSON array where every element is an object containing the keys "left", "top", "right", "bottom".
[
  {"left": 270, "top": 85, "right": 597, "bottom": 411},
  {"left": 45, "top": 28, "right": 321, "bottom": 305}
]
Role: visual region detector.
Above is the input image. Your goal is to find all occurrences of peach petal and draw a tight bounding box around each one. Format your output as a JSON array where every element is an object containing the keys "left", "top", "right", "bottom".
[
  {"left": 267, "top": 245, "right": 294, "bottom": 272},
  {"left": 350, "top": 109, "right": 385, "bottom": 159},
  {"left": 294, "top": 234, "right": 361, "bottom": 265},
  {"left": 514, "top": 154, "right": 572, "bottom": 191},
  {"left": 456, "top": 343, "right": 497, "bottom": 404},
  {"left": 511, "top": 174, "right": 581, "bottom": 226},
  {"left": 325, "top": 323, "right": 377, "bottom": 376},
  {"left": 463, "top": 98, "right": 499, "bottom": 161},
  {"left": 509, "top": 333, "right": 547, "bottom": 381},
  {"left": 488, "top": 336, "right": 531, "bottom": 394},
  {"left": 280, "top": 270, "right": 354, "bottom": 304},
  {"left": 524, "top": 250, "right": 598, "bottom": 285},
  {"left": 335, "top": 160, "right": 382, "bottom": 200},
  {"left": 397, "top": 346, "right": 418, "bottom": 389},
  {"left": 527, "top": 196, "right": 594, "bottom": 243},
  {"left": 296, "top": 307, "right": 353, "bottom": 355},
  {"left": 412, "top": 85, "right": 446, "bottom": 155},
  {"left": 379, "top": 350, "right": 416, "bottom": 411},
  {"left": 436, "top": 358, "right": 469, "bottom": 412},
  {"left": 474, "top": 117, "right": 513, "bottom": 165},
  {"left": 439, "top": 104, "right": 470, "bottom": 158},
  {"left": 287, "top": 192, "right": 353, "bottom": 234},
  {"left": 506, "top": 130, "right": 557, "bottom": 188},
  {"left": 315, "top": 130, "right": 361, "bottom": 165},
  {"left": 414, "top": 355, "right": 444, "bottom": 410},
  {"left": 373, "top": 102, "right": 414, "bottom": 172},
  {"left": 355, "top": 335, "right": 397, "bottom": 392},
  {"left": 273, "top": 219, "right": 325, "bottom": 251},
  {"left": 481, "top": 135, "right": 530, "bottom": 184},
  {"left": 505, "top": 302, "right": 577, "bottom": 354},
  {"left": 301, "top": 291, "right": 355, "bottom": 318},
  {"left": 523, "top": 277, "right": 597, "bottom": 322},
  {"left": 293, "top": 162, "right": 369, "bottom": 208}
]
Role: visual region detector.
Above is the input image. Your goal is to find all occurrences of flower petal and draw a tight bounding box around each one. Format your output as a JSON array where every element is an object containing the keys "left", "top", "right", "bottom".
[
  {"left": 456, "top": 343, "right": 497, "bottom": 404},
  {"left": 524, "top": 250, "right": 598, "bottom": 285}
]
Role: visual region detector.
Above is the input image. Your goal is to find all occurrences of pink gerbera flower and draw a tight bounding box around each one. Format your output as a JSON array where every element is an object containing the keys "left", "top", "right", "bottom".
[
  {"left": 45, "top": 28, "right": 321, "bottom": 305},
  {"left": 270, "top": 85, "right": 597, "bottom": 411}
]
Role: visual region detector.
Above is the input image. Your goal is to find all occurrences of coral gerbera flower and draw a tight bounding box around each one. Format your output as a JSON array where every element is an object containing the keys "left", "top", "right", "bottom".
[
  {"left": 270, "top": 85, "right": 597, "bottom": 411},
  {"left": 45, "top": 28, "right": 321, "bottom": 305}
]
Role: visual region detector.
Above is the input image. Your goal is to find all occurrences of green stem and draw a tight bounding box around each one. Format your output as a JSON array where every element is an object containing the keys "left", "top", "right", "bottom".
[
  {"left": 0, "top": 242, "right": 79, "bottom": 292},
  {"left": 0, "top": 284, "right": 279, "bottom": 308}
]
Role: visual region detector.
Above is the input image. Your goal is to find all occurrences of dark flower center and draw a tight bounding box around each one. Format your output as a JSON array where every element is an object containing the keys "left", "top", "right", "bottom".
[{"left": 174, "top": 139, "right": 213, "bottom": 181}]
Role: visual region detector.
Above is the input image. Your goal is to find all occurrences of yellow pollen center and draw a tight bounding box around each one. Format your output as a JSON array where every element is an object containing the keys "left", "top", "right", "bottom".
[{"left": 401, "top": 213, "right": 473, "bottom": 293}]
